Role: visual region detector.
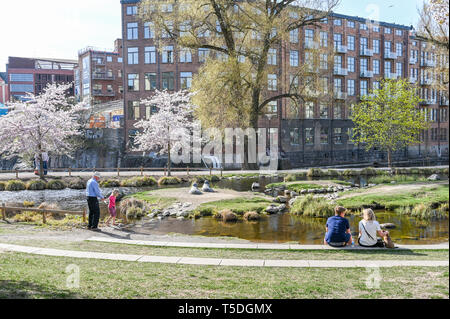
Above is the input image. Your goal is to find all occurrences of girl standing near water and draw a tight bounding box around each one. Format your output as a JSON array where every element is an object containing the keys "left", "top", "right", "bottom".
[{"left": 105, "top": 189, "right": 119, "bottom": 227}]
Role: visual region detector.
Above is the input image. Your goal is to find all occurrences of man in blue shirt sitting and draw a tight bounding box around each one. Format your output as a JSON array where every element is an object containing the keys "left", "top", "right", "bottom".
[
  {"left": 324, "top": 206, "right": 353, "bottom": 247},
  {"left": 86, "top": 172, "right": 105, "bottom": 231}
]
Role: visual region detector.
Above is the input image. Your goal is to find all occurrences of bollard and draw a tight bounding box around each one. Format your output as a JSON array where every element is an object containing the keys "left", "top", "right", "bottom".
[
  {"left": 164, "top": 167, "right": 167, "bottom": 176},
  {"left": 210, "top": 167, "right": 212, "bottom": 176},
  {"left": 1, "top": 203, "right": 6, "bottom": 221},
  {"left": 42, "top": 212, "right": 47, "bottom": 224},
  {"left": 15, "top": 170, "right": 19, "bottom": 179},
  {"left": 141, "top": 167, "right": 144, "bottom": 176},
  {"left": 68, "top": 168, "right": 72, "bottom": 177},
  {"left": 82, "top": 208, "right": 87, "bottom": 224},
  {"left": 117, "top": 167, "right": 120, "bottom": 177},
  {"left": 220, "top": 168, "right": 223, "bottom": 177},
  {"left": 187, "top": 166, "right": 190, "bottom": 176}
]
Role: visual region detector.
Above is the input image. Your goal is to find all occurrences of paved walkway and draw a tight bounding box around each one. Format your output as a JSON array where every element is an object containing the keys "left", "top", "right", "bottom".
[
  {"left": 0, "top": 243, "right": 448, "bottom": 268},
  {"left": 87, "top": 236, "right": 450, "bottom": 251}
]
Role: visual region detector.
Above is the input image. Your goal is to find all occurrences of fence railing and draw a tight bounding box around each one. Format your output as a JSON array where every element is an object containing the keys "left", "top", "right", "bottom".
[
  {"left": 0, "top": 167, "right": 224, "bottom": 179},
  {"left": 1, "top": 203, "right": 86, "bottom": 224}
]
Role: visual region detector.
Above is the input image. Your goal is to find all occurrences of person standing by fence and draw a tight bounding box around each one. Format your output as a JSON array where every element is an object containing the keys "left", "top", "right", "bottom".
[{"left": 86, "top": 172, "right": 105, "bottom": 231}]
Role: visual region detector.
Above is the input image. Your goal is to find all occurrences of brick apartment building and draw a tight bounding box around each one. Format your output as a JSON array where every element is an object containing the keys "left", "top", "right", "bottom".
[
  {"left": 6, "top": 57, "right": 77, "bottom": 102},
  {"left": 75, "top": 39, "right": 124, "bottom": 107},
  {"left": 0, "top": 72, "right": 8, "bottom": 107},
  {"left": 120, "top": 0, "right": 449, "bottom": 168}
]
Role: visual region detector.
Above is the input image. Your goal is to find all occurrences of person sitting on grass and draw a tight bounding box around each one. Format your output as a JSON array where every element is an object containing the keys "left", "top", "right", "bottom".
[
  {"left": 324, "top": 206, "right": 353, "bottom": 247},
  {"left": 358, "top": 208, "right": 389, "bottom": 248}
]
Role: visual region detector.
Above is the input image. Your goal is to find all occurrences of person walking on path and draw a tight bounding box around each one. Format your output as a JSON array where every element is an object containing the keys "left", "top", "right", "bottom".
[{"left": 86, "top": 172, "right": 105, "bottom": 231}]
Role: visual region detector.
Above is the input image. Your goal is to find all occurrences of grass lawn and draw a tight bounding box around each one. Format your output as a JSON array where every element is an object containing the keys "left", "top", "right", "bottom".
[
  {"left": 265, "top": 182, "right": 323, "bottom": 191},
  {"left": 337, "top": 184, "right": 449, "bottom": 211},
  {"left": 0, "top": 252, "right": 447, "bottom": 299},
  {"left": 126, "top": 192, "right": 178, "bottom": 209}
]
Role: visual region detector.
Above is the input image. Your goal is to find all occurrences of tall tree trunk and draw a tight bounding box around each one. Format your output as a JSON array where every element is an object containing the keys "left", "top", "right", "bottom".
[
  {"left": 387, "top": 149, "right": 392, "bottom": 169},
  {"left": 167, "top": 142, "right": 172, "bottom": 177}
]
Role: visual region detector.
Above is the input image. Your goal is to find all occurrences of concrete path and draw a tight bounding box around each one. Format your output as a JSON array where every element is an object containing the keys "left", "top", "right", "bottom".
[
  {"left": 0, "top": 243, "right": 448, "bottom": 268},
  {"left": 86, "top": 236, "right": 450, "bottom": 251}
]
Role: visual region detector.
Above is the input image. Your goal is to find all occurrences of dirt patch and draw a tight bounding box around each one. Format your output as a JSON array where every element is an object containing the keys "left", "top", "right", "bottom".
[{"left": 143, "top": 187, "right": 270, "bottom": 210}]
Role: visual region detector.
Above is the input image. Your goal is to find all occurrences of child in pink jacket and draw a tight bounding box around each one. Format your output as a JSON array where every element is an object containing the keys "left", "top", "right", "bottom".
[{"left": 105, "top": 189, "right": 119, "bottom": 227}]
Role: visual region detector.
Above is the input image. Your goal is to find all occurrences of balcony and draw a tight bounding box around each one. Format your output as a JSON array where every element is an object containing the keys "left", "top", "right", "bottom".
[
  {"left": 420, "top": 78, "right": 433, "bottom": 86},
  {"left": 421, "top": 60, "right": 436, "bottom": 67},
  {"left": 334, "top": 91, "right": 348, "bottom": 100},
  {"left": 409, "top": 57, "right": 418, "bottom": 65},
  {"left": 409, "top": 77, "right": 417, "bottom": 84},
  {"left": 92, "top": 73, "right": 115, "bottom": 80},
  {"left": 384, "top": 51, "right": 398, "bottom": 60},
  {"left": 92, "top": 90, "right": 115, "bottom": 97},
  {"left": 385, "top": 73, "right": 400, "bottom": 80},
  {"left": 420, "top": 98, "right": 437, "bottom": 105},
  {"left": 360, "top": 48, "right": 373, "bottom": 57},
  {"left": 304, "top": 41, "right": 319, "bottom": 49},
  {"left": 333, "top": 67, "right": 348, "bottom": 76},
  {"left": 334, "top": 44, "right": 347, "bottom": 54},
  {"left": 360, "top": 70, "right": 374, "bottom": 78},
  {"left": 440, "top": 98, "right": 449, "bottom": 106}
]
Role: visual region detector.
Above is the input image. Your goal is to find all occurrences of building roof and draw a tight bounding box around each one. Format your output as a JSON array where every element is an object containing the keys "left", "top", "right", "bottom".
[{"left": 8, "top": 56, "right": 78, "bottom": 65}]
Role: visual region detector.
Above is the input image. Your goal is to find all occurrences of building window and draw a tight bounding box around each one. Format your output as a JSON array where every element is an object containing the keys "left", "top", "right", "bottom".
[
  {"left": 396, "top": 43, "right": 403, "bottom": 56},
  {"left": 334, "top": 19, "right": 342, "bottom": 26},
  {"left": 128, "top": 47, "right": 139, "bottom": 65},
  {"left": 144, "top": 46, "right": 156, "bottom": 64},
  {"left": 144, "top": 73, "right": 157, "bottom": 91},
  {"left": 162, "top": 46, "right": 174, "bottom": 63},
  {"left": 290, "top": 128, "right": 300, "bottom": 145},
  {"left": 127, "top": 101, "right": 140, "bottom": 120},
  {"left": 198, "top": 49, "right": 209, "bottom": 63},
  {"left": 347, "top": 80, "right": 355, "bottom": 96},
  {"left": 290, "top": 50, "right": 299, "bottom": 67},
  {"left": 347, "top": 21, "right": 355, "bottom": 28},
  {"left": 162, "top": 72, "right": 174, "bottom": 90},
  {"left": 127, "top": 23, "right": 138, "bottom": 40},
  {"left": 305, "top": 29, "right": 314, "bottom": 46},
  {"left": 360, "top": 80, "right": 368, "bottom": 96},
  {"left": 334, "top": 103, "right": 343, "bottom": 119},
  {"left": 373, "top": 81, "right": 380, "bottom": 90},
  {"left": 126, "top": 6, "right": 137, "bottom": 16},
  {"left": 395, "top": 29, "right": 403, "bottom": 36},
  {"left": 179, "top": 48, "right": 192, "bottom": 63},
  {"left": 320, "top": 54, "right": 328, "bottom": 69},
  {"left": 290, "top": 28, "right": 299, "bottom": 43},
  {"left": 333, "top": 33, "right": 343, "bottom": 48},
  {"left": 9, "top": 74, "right": 33, "bottom": 82},
  {"left": 127, "top": 74, "right": 139, "bottom": 91},
  {"left": 305, "top": 128, "right": 314, "bottom": 145},
  {"left": 385, "top": 61, "right": 392, "bottom": 76},
  {"left": 320, "top": 127, "right": 329, "bottom": 144},
  {"left": 360, "top": 58, "right": 368, "bottom": 72},
  {"left": 268, "top": 74, "right": 277, "bottom": 91},
  {"left": 106, "top": 56, "right": 112, "bottom": 62},
  {"left": 373, "top": 39, "right": 380, "bottom": 54},
  {"left": 320, "top": 103, "right": 329, "bottom": 119},
  {"left": 373, "top": 60, "right": 380, "bottom": 74},
  {"left": 347, "top": 35, "right": 355, "bottom": 51},
  {"left": 385, "top": 27, "right": 391, "bottom": 34},
  {"left": 396, "top": 62, "right": 403, "bottom": 77},
  {"left": 144, "top": 22, "right": 155, "bottom": 39},
  {"left": 360, "top": 23, "right": 368, "bottom": 30},
  {"left": 348, "top": 57, "right": 355, "bottom": 73},
  {"left": 180, "top": 72, "right": 192, "bottom": 89},
  {"left": 305, "top": 102, "right": 314, "bottom": 119},
  {"left": 373, "top": 25, "right": 380, "bottom": 32},
  {"left": 320, "top": 31, "right": 328, "bottom": 47},
  {"left": 334, "top": 128, "right": 343, "bottom": 144},
  {"left": 268, "top": 49, "right": 277, "bottom": 65},
  {"left": 267, "top": 101, "right": 278, "bottom": 114},
  {"left": 118, "top": 57, "right": 123, "bottom": 63}
]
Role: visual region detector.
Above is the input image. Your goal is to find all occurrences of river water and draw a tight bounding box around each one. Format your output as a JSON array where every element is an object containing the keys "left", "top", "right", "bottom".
[{"left": 0, "top": 176, "right": 448, "bottom": 245}]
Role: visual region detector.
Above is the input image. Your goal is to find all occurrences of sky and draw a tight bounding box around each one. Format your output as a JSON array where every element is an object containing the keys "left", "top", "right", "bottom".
[{"left": 0, "top": 0, "right": 425, "bottom": 72}]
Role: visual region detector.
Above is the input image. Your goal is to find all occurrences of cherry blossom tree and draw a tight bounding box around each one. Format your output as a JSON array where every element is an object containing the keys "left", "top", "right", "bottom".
[
  {"left": 0, "top": 83, "right": 88, "bottom": 179},
  {"left": 132, "top": 90, "right": 196, "bottom": 176}
]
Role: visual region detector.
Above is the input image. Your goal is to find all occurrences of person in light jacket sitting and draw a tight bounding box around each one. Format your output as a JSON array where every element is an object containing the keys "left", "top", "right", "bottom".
[{"left": 358, "top": 209, "right": 389, "bottom": 248}]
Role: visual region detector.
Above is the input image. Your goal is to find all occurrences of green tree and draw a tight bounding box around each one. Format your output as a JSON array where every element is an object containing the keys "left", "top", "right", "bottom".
[
  {"left": 138, "top": 0, "right": 338, "bottom": 168},
  {"left": 350, "top": 79, "right": 429, "bottom": 168}
]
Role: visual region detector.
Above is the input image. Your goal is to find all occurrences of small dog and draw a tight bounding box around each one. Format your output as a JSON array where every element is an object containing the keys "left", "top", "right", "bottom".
[{"left": 383, "top": 234, "right": 396, "bottom": 249}]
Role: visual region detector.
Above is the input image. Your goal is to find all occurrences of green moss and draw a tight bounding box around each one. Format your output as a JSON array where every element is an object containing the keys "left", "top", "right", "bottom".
[
  {"left": 158, "top": 176, "right": 182, "bottom": 186},
  {"left": 5, "top": 180, "right": 26, "bottom": 191}
]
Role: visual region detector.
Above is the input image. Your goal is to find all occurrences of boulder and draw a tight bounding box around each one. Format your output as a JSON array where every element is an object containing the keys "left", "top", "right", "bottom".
[
  {"left": 251, "top": 182, "right": 260, "bottom": 190},
  {"left": 163, "top": 211, "right": 171, "bottom": 217},
  {"left": 277, "top": 196, "right": 288, "bottom": 203},
  {"left": 368, "top": 184, "right": 377, "bottom": 188},
  {"left": 278, "top": 204, "right": 287, "bottom": 212},
  {"left": 189, "top": 183, "right": 203, "bottom": 195},
  {"left": 288, "top": 198, "right": 297, "bottom": 206},
  {"left": 202, "top": 181, "right": 215, "bottom": 193},
  {"left": 427, "top": 174, "right": 441, "bottom": 181},
  {"left": 300, "top": 189, "right": 307, "bottom": 195},
  {"left": 265, "top": 205, "right": 279, "bottom": 214},
  {"left": 290, "top": 191, "right": 299, "bottom": 197}
]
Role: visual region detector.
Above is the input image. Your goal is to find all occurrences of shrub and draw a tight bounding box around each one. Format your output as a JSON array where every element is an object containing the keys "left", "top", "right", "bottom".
[
  {"left": 0, "top": 181, "right": 7, "bottom": 191},
  {"left": 220, "top": 209, "right": 238, "bottom": 223},
  {"left": 13, "top": 211, "right": 42, "bottom": 223},
  {"left": 121, "top": 176, "right": 157, "bottom": 187},
  {"left": 26, "top": 180, "right": 47, "bottom": 191},
  {"left": 100, "top": 179, "right": 121, "bottom": 188},
  {"left": 23, "top": 201, "right": 35, "bottom": 208},
  {"left": 38, "top": 202, "right": 63, "bottom": 219},
  {"left": 360, "top": 167, "right": 378, "bottom": 176},
  {"left": 158, "top": 176, "right": 182, "bottom": 186},
  {"left": 5, "top": 180, "right": 26, "bottom": 191},
  {"left": 290, "top": 195, "right": 334, "bottom": 217},
  {"left": 396, "top": 203, "right": 448, "bottom": 220},
  {"left": 284, "top": 174, "right": 297, "bottom": 182},
  {"left": 342, "top": 169, "right": 359, "bottom": 176},
  {"left": 196, "top": 207, "right": 215, "bottom": 217},
  {"left": 119, "top": 198, "right": 148, "bottom": 223},
  {"left": 307, "top": 168, "right": 325, "bottom": 177},
  {"left": 207, "top": 175, "right": 221, "bottom": 182},
  {"left": 243, "top": 211, "right": 260, "bottom": 221},
  {"left": 326, "top": 170, "right": 340, "bottom": 177},
  {"left": 126, "top": 207, "right": 146, "bottom": 222},
  {"left": 68, "top": 179, "right": 86, "bottom": 190},
  {"left": 46, "top": 180, "right": 66, "bottom": 190}
]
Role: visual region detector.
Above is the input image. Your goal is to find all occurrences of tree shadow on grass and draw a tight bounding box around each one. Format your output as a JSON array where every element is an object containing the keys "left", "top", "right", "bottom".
[
  {"left": 0, "top": 280, "right": 84, "bottom": 299},
  {"left": 338, "top": 249, "right": 430, "bottom": 257}
]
